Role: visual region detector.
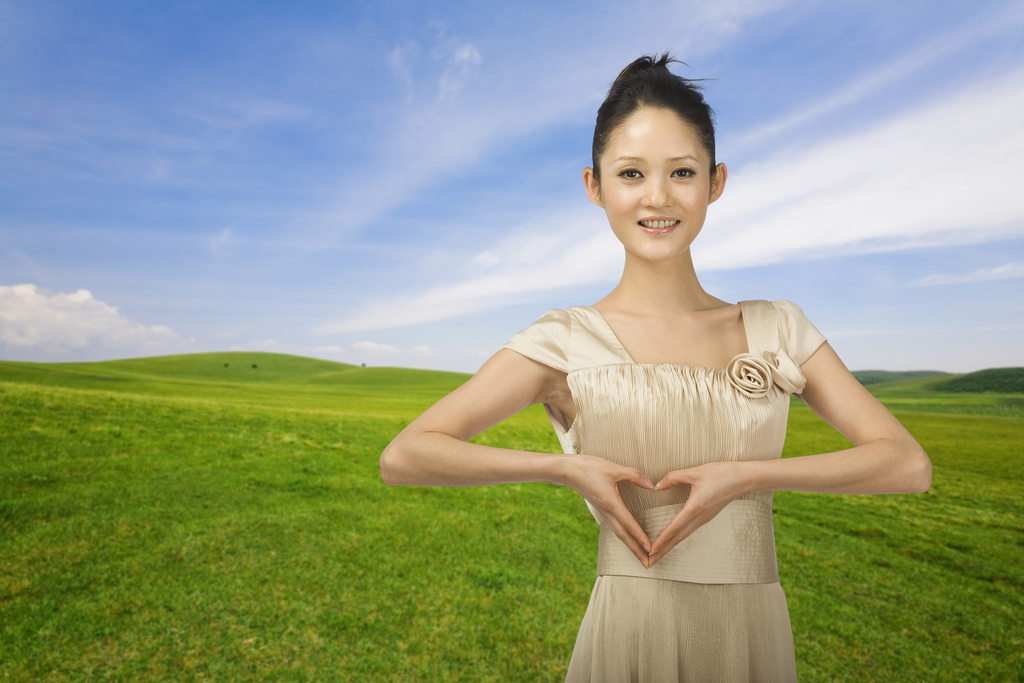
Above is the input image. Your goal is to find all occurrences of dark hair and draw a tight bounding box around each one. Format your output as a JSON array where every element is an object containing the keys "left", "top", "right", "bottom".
[{"left": 591, "top": 54, "right": 717, "bottom": 182}]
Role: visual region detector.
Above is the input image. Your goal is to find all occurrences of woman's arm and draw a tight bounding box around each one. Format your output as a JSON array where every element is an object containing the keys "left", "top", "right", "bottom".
[
  {"left": 380, "top": 348, "right": 657, "bottom": 564},
  {"left": 380, "top": 348, "right": 563, "bottom": 486},
  {"left": 647, "top": 342, "right": 931, "bottom": 565},
  {"left": 742, "top": 341, "right": 932, "bottom": 494}
]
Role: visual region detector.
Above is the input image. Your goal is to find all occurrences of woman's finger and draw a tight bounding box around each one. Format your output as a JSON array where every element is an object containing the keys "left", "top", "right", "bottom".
[
  {"left": 623, "top": 467, "right": 655, "bottom": 490},
  {"left": 605, "top": 512, "right": 653, "bottom": 567},
  {"left": 654, "top": 467, "right": 697, "bottom": 491},
  {"left": 647, "top": 508, "right": 704, "bottom": 565}
]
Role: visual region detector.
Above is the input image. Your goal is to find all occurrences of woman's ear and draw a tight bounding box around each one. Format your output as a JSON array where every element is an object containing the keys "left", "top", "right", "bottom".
[
  {"left": 583, "top": 167, "right": 603, "bottom": 208},
  {"left": 708, "top": 163, "right": 728, "bottom": 204}
]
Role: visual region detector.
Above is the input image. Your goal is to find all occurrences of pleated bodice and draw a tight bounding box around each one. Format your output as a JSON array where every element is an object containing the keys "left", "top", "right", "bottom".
[{"left": 567, "top": 362, "right": 787, "bottom": 513}]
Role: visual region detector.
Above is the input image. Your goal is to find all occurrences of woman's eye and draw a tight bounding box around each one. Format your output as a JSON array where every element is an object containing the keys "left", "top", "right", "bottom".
[
  {"left": 618, "top": 169, "right": 642, "bottom": 179},
  {"left": 673, "top": 168, "right": 696, "bottom": 178}
]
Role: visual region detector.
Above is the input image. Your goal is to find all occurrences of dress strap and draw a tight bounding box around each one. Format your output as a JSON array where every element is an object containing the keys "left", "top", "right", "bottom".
[
  {"left": 501, "top": 306, "right": 635, "bottom": 373},
  {"left": 564, "top": 307, "right": 634, "bottom": 372},
  {"left": 741, "top": 299, "right": 826, "bottom": 365},
  {"left": 739, "top": 299, "right": 781, "bottom": 357}
]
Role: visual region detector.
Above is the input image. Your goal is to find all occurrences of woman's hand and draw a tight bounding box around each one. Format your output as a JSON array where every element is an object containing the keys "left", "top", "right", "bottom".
[
  {"left": 560, "top": 454, "right": 656, "bottom": 567},
  {"left": 646, "top": 461, "right": 751, "bottom": 567}
]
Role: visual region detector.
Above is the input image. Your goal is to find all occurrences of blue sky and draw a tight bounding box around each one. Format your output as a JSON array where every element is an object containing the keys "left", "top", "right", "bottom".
[{"left": 2, "top": 0, "right": 1023, "bottom": 373}]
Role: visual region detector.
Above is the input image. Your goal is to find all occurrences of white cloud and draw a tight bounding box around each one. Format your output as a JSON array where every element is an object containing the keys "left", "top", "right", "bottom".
[
  {"left": 0, "top": 284, "right": 195, "bottom": 359},
  {"left": 694, "top": 66, "right": 1024, "bottom": 270},
  {"left": 228, "top": 338, "right": 282, "bottom": 352},
  {"left": 454, "top": 44, "right": 482, "bottom": 64},
  {"left": 227, "top": 338, "right": 352, "bottom": 363},
  {"left": 351, "top": 340, "right": 399, "bottom": 353},
  {"left": 208, "top": 226, "right": 234, "bottom": 254},
  {"left": 438, "top": 42, "right": 482, "bottom": 101},
  {"left": 228, "top": 337, "right": 446, "bottom": 369},
  {"left": 386, "top": 42, "right": 418, "bottom": 92},
  {"left": 313, "top": 209, "right": 621, "bottom": 334},
  {"left": 183, "top": 97, "right": 309, "bottom": 130},
  {"left": 733, "top": 4, "right": 1024, "bottom": 149},
  {"left": 913, "top": 262, "right": 1024, "bottom": 286}
]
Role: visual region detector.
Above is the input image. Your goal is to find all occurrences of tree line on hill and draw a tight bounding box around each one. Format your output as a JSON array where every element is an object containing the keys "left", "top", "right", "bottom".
[{"left": 853, "top": 367, "right": 1024, "bottom": 393}]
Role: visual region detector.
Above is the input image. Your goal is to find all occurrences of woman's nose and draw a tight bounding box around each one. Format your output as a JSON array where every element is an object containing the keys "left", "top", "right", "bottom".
[{"left": 643, "top": 177, "right": 670, "bottom": 207}]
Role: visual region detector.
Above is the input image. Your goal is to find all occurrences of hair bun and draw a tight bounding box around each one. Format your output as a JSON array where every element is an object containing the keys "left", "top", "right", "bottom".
[{"left": 611, "top": 53, "right": 682, "bottom": 88}]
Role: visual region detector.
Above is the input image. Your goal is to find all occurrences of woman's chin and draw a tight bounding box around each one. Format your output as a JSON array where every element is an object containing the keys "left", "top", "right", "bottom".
[{"left": 623, "top": 245, "right": 695, "bottom": 265}]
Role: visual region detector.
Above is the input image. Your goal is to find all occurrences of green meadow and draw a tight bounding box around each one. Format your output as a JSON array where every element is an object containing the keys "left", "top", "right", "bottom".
[{"left": 1, "top": 353, "right": 1021, "bottom": 681}]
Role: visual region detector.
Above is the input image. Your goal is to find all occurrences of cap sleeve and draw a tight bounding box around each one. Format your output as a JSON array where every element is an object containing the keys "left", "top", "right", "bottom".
[
  {"left": 772, "top": 300, "right": 827, "bottom": 366},
  {"left": 501, "top": 308, "right": 570, "bottom": 373}
]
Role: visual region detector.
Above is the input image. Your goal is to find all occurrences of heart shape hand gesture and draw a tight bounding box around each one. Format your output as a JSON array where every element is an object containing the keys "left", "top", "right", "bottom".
[
  {"left": 562, "top": 456, "right": 750, "bottom": 569},
  {"left": 647, "top": 461, "right": 751, "bottom": 566}
]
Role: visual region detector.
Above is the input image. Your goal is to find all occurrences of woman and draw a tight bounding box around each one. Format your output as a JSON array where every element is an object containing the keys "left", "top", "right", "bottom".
[{"left": 380, "top": 54, "right": 931, "bottom": 682}]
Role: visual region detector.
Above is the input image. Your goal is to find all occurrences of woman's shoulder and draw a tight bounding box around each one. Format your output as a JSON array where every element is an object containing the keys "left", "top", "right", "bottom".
[
  {"left": 501, "top": 308, "right": 574, "bottom": 373},
  {"left": 501, "top": 305, "right": 632, "bottom": 373},
  {"left": 740, "top": 299, "right": 826, "bottom": 366},
  {"left": 504, "top": 305, "right": 600, "bottom": 333}
]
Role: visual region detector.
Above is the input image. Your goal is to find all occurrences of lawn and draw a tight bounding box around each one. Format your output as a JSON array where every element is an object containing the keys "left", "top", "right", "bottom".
[{"left": 1, "top": 353, "right": 1021, "bottom": 681}]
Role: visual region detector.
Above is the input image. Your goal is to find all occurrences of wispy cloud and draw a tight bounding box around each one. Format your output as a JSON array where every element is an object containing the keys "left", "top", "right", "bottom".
[
  {"left": 733, "top": 3, "right": 1024, "bottom": 149},
  {"left": 228, "top": 337, "right": 437, "bottom": 367},
  {"left": 913, "top": 262, "right": 1024, "bottom": 286},
  {"left": 351, "top": 340, "right": 399, "bottom": 353},
  {"left": 180, "top": 98, "right": 309, "bottom": 130},
  {"left": 438, "top": 42, "right": 483, "bottom": 102},
  {"left": 385, "top": 42, "right": 418, "bottom": 95},
  {"left": 696, "top": 66, "right": 1024, "bottom": 270},
  {"left": 313, "top": 209, "right": 620, "bottom": 334},
  {"left": 208, "top": 227, "right": 234, "bottom": 254}
]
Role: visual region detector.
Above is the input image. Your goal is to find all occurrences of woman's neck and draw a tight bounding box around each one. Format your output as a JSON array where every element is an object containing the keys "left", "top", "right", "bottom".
[{"left": 596, "top": 251, "right": 726, "bottom": 316}]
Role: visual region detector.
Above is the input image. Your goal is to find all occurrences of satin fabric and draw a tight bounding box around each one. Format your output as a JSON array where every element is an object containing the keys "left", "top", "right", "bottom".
[{"left": 503, "top": 300, "right": 826, "bottom": 682}]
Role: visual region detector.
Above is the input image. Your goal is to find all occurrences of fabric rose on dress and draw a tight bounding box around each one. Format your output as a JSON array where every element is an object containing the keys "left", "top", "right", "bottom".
[
  {"left": 726, "top": 354, "right": 774, "bottom": 398},
  {"left": 761, "top": 350, "right": 805, "bottom": 394}
]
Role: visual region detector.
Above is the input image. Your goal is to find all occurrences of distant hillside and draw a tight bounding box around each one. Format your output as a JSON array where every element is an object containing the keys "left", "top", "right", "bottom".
[
  {"left": 853, "top": 370, "right": 949, "bottom": 385},
  {"left": 0, "top": 352, "right": 356, "bottom": 386},
  {"left": 940, "top": 367, "right": 1024, "bottom": 393},
  {"left": 0, "top": 352, "right": 470, "bottom": 396}
]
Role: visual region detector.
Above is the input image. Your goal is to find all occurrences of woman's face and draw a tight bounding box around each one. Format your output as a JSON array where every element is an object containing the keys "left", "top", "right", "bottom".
[{"left": 584, "top": 107, "right": 726, "bottom": 265}]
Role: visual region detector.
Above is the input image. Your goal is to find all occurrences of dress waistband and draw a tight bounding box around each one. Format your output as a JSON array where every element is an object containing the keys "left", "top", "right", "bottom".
[{"left": 597, "top": 500, "right": 779, "bottom": 584}]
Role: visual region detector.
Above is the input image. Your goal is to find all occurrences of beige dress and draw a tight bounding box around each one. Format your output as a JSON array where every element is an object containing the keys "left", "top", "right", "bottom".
[{"left": 503, "top": 300, "right": 827, "bottom": 683}]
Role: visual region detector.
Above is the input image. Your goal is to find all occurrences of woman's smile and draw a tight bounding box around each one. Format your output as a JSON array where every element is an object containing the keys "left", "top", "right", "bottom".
[
  {"left": 583, "top": 106, "right": 727, "bottom": 265},
  {"left": 639, "top": 218, "right": 680, "bottom": 234}
]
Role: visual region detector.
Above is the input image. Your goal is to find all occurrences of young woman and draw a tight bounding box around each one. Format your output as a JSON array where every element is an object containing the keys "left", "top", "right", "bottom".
[{"left": 380, "top": 54, "right": 931, "bottom": 682}]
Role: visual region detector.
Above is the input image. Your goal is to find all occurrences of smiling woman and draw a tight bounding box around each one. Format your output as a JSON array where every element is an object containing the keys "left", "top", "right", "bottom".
[
  {"left": 380, "top": 54, "right": 931, "bottom": 682},
  {"left": 583, "top": 106, "right": 726, "bottom": 275}
]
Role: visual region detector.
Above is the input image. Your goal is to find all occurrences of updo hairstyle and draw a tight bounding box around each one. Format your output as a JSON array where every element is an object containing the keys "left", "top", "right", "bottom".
[{"left": 591, "top": 54, "right": 717, "bottom": 182}]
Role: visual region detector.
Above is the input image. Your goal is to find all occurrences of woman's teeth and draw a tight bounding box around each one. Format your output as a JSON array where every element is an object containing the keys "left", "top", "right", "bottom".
[{"left": 640, "top": 220, "right": 677, "bottom": 229}]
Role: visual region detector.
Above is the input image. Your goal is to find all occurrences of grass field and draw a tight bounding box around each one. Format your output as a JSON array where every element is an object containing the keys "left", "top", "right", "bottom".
[{"left": 1, "top": 353, "right": 1022, "bottom": 681}]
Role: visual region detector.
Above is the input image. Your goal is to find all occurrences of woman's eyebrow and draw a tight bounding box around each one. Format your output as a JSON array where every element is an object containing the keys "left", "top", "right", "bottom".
[{"left": 612, "top": 155, "right": 700, "bottom": 163}]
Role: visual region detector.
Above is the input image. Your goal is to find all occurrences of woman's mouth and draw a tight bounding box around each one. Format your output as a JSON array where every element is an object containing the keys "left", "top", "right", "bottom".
[{"left": 639, "top": 219, "right": 679, "bottom": 234}]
